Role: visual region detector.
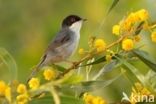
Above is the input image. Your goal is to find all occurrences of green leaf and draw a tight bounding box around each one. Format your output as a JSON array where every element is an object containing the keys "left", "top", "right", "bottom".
[
  {"left": 135, "top": 21, "right": 144, "bottom": 35},
  {"left": 0, "top": 48, "right": 17, "bottom": 81},
  {"left": 53, "top": 64, "right": 66, "bottom": 72},
  {"left": 93, "top": 60, "right": 119, "bottom": 80},
  {"left": 145, "top": 70, "right": 156, "bottom": 92},
  {"left": 62, "top": 73, "right": 83, "bottom": 84},
  {"left": 116, "top": 56, "right": 145, "bottom": 85},
  {"left": 73, "top": 72, "right": 123, "bottom": 92},
  {"left": 30, "top": 95, "right": 84, "bottom": 104},
  {"left": 107, "top": 0, "right": 120, "bottom": 15},
  {"left": 133, "top": 49, "right": 156, "bottom": 72}
]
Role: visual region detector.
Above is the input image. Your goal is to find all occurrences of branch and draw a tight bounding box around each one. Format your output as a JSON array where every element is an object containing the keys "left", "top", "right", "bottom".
[{"left": 58, "top": 34, "right": 128, "bottom": 78}]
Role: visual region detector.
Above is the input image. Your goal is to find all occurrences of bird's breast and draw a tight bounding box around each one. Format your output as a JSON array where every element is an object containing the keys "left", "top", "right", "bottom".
[
  {"left": 65, "top": 32, "right": 80, "bottom": 56},
  {"left": 55, "top": 32, "right": 80, "bottom": 60}
]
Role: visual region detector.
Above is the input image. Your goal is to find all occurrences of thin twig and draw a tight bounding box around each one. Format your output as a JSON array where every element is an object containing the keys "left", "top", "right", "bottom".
[{"left": 50, "top": 86, "right": 60, "bottom": 104}]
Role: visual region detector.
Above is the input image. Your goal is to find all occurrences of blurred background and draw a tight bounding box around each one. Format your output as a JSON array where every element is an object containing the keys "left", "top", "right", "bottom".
[{"left": 0, "top": 0, "right": 156, "bottom": 102}]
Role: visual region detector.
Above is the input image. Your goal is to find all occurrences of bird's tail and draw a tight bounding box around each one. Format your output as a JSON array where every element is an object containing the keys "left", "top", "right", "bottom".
[
  {"left": 27, "top": 55, "right": 46, "bottom": 83},
  {"left": 27, "top": 60, "right": 44, "bottom": 83},
  {"left": 26, "top": 63, "right": 42, "bottom": 83}
]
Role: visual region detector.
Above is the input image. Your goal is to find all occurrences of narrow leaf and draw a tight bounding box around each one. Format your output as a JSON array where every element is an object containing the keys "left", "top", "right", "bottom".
[
  {"left": 133, "top": 49, "right": 156, "bottom": 72},
  {"left": 145, "top": 70, "right": 156, "bottom": 92},
  {"left": 93, "top": 60, "right": 119, "bottom": 80},
  {"left": 116, "top": 57, "right": 145, "bottom": 85},
  {"left": 62, "top": 73, "right": 83, "bottom": 85},
  {"left": 73, "top": 72, "right": 123, "bottom": 92},
  {"left": 53, "top": 64, "right": 66, "bottom": 72},
  {"left": 107, "top": 0, "right": 120, "bottom": 15},
  {"left": 135, "top": 21, "right": 144, "bottom": 35},
  {"left": 30, "top": 95, "right": 84, "bottom": 104},
  {"left": 0, "top": 48, "right": 17, "bottom": 81}
]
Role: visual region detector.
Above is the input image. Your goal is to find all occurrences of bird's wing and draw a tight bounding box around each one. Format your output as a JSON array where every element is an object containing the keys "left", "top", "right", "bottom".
[
  {"left": 47, "top": 28, "right": 72, "bottom": 50},
  {"left": 41, "top": 29, "right": 72, "bottom": 63}
]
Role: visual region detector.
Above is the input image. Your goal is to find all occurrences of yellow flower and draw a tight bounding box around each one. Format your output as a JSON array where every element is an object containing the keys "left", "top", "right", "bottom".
[
  {"left": 5, "top": 86, "right": 11, "bottom": 102},
  {"left": 43, "top": 68, "right": 56, "bottom": 81},
  {"left": 93, "top": 96, "right": 106, "bottom": 104},
  {"left": 94, "top": 39, "right": 106, "bottom": 53},
  {"left": 28, "top": 78, "right": 40, "bottom": 90},
  {"left": 136, "top": 9, "right": 149, "bottom": 21},
  {"left": 0, "top": 80, "right": 7, "bottom": 95},
  {"left": 127, "top": 12, "right": 140, "bottom": 23},
  {"left": 83, "top": 93, "right": 107, "bottom": 104},
  {"left": 16, "top": 93, "right": 29, "bottom": 104},
  {"left": 17, "top": 84, "right": 27, "bottom": 94},
  {"left": 122, "top": 39, "right": 134, "bottom": 51},
  {"left": 120, "top": 9, "right": 149, "bottom": 32},
  {"left": 83, "top": 93, "right": 94, "bottom": 103},
  {"left": 112, "top": 25, "right": 120, "bottom": 35},
  {"left": 78, "top": 48, "right": 84, "bottom": 55},
  {"left": 0, "top": 81, "right": 12, "bottom": 102},
  {"left": 121, "top": 18, "right": 133, "bottom": 31},
  {"left": 151, "top": 32, "right": 156, "bottom": 42}
]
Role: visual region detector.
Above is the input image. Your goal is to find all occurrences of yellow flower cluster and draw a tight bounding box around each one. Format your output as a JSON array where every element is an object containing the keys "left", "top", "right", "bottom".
[
  {"left": 28, "top": 77, "right": 40, "bottom": 90},
  {"left": 17, "top": 84, "right": 27, "bottom": 94},
  {"left": 0, "top": 81, "right": 30, "bottom": 103},
  {"left": 136, "top": 9, "right": 149, "bottom": 21},
  {"left": 16, "top": 83, "right": 29, "bottom": 104},
  {"left": 122, "top": 9, "right": 148, "bottom": 31},
  {"left": 112, "top": 9, "right": 149, "bottom": 34},
  {"left": 43, "top": 68, "right": 56, "bottom": 81},
  {"left": 16, "top": 93, "right": 29, "bottom": 104},
  {"left": 112, "top": 25, "right": 120, "bottom": 35},
  {"left": 130, "top": 82, "right": 151, "bottom": 104},
  {"left": 0, "top": 80, "right": 11, "bottom": 102},
  {"left": 151, "top": 32, "right": 156, "bottom": 42},
  {"left": 122, "top": 39, "right": 134, "bottom": 51},
  {"left": 94, "top": 39, "right": 106, "bottom": 53},
  {"left": 0, "top": 81, "right": 7, "bottom": 95},
  {"left": 83, "top": 93, "right": 107, "bottom": 104}
]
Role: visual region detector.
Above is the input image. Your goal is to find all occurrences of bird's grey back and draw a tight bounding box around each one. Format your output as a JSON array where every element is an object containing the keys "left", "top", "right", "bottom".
[{"left": 42, "top": 28, "right": 78, "bottom": 65}]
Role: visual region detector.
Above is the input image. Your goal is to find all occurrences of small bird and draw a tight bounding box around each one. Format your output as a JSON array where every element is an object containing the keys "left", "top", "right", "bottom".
[{"left": 28, "top": 15, "right": 86, "bottom": 81}]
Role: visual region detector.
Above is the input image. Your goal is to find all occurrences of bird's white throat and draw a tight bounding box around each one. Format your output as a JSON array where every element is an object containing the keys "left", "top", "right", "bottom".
[
  {"left": 69, "top": 20, "right": 82, "bottom": 56},
  {"left": 69, "top": 21, "right": 82, "bottom": 34}
]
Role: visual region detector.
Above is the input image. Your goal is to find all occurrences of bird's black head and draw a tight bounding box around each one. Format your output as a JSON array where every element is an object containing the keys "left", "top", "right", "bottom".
[{"left": 62, "top": 15, "right": 83, "bottom": 27}]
